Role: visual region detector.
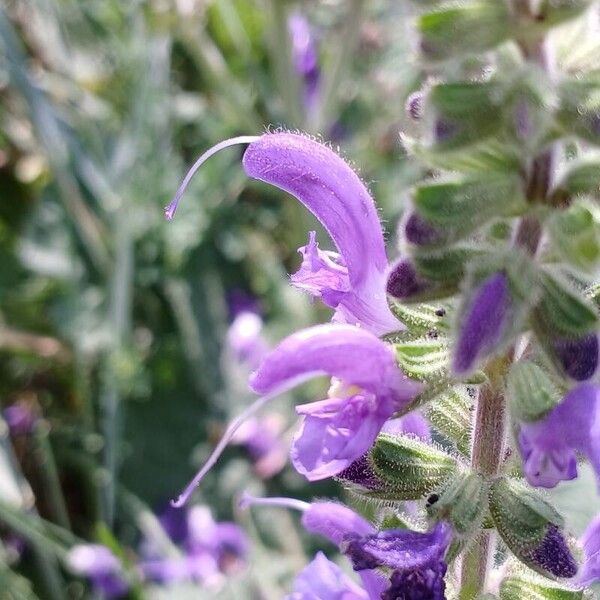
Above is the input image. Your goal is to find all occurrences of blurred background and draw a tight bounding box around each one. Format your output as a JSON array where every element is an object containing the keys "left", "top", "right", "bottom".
[
  {"left": 0, "top": 1, "right": 421, "bottom": 597},
  {"left": 1, "top": 1, "right": 597, "bottom": 599}
]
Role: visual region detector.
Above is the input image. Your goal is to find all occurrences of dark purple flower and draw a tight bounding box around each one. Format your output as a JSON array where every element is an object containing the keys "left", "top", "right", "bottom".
[
  {"left": 529, "top": 524, "right": 577, "bottom": 579},
  {"left": 453, "top": 272, "right": 510, "bottom": 375},
  {"left": 404, "top": 213, "right": 444, "bottom": 247},
  {"left": 166, "top": 133, "right": 401, "bottom": 335},
  {"left": 386, "top": 258, "right": 433, "bottom": 300},
  {"left": 287, "top": 552, "right": 369, "bottom": 600},
  {"left": 288, "top": 12, "right": 321, "bottom": 111},
  {"left": 67, "top": 545, "right": 128, "bottom": 598},
  {"left": 518, "top": 383, "right": 600, "bottom": 489},
  {"left": 552, "top": 333, "right": 599, "bottom": 381},
  {"left": 341, "top": 523, "right": 452, "bottom": 600},
  {"left": 250, "top": 324, "right": 422, "bottom": 481},
  {"left": 578, "top": 514, "right": 600, "bottom": 587}
]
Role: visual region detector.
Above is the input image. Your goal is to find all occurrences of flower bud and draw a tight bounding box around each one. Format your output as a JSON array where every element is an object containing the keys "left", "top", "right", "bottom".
[
  {"left": 507, "top": 361, "right": 562, "bottom": 423},
  {"left": 370, "top": 433, "right": 457, "bottom": 500},
  {"left": 489, "top": 478, "right": 577, "bottom": 579}
]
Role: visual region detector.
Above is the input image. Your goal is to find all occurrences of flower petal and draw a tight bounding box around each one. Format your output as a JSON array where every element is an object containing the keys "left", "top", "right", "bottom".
[
  {"left": 287, "top": 552, "right": 368, "bottom": 600},
  {"left": 249, "top": 323, "right": 420, "bottom": 402},
  {"left": 579, "top": 515, "right": 600, "bottom": 587},
  {"left": 243, "top": 133, "right": 398, "bottom": 334},
  {"left": 301, "top": 502, "right": 375, "bottom": 546},
  {"left": 291, "top": 395, "right": 392, "bottom": 480},
  {"left": 518, "top": 383, "right": 600, "bottom": 489}
]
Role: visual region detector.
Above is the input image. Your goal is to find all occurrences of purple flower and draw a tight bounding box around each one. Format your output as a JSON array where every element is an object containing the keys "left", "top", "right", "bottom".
[
  {"left": 141, "top": 505, "right": 248, "bottom": 587},
  {"left": 453, "top": 272, "right": 510, "bottom": 375},
  {"left": 165, "top": 133, "right": 401, "bottom": 335},
  {"left": 578, "top": 514, "right": 600, "bottom": 587},
  {"left": 67, "top": 545, "right": 128, "bottom": 598},
  {"left": 518, "top": 383, "right": 600, "bottom": 489},
  {"left": 240, "top": 494, "right": 387, "bottom": 598},
  {"left": 341, "top": 522, "right": 452, "bottom": 600},
  {"left": 226, "top": 310, "right": 269, "bottom": 371},
  {"left": 231, "top": 415, "right": 287, "bottom": 478},
  {"left": 3, "top": 402, "right": 37, "bottom": 435},
  {"left": 288, "top": 12, "right": 320, "bottom": 111},
  {"left": 287, "top": 552, "right": 369, "bottom": 600},
  {"left": 171, "top": 323, "right": 421, "bottom": 507},
  {"left": 250, "top": 324, "right": 422, "bottom": 481}
]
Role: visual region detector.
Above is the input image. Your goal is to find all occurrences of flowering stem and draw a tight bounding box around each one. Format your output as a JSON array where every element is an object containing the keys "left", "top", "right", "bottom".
[{"left": 460, "top": 368, "right": 507, "bottom": 600}]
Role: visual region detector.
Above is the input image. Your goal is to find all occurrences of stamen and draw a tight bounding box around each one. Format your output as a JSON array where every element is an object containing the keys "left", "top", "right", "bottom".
[
  {"left": 238, "top": 492, "right": 310, "bottom": 513},
  {"left": 164, "top": 136, "right": 260, "bottom": 221},
  {"left": 170, "top": 390, "right": 278, "bottom": 508}
]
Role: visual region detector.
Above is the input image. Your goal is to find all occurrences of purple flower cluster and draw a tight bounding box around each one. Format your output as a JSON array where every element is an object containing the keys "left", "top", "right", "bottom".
[{"left": 68, "top": 505, "right": 248, "bottom": 597}]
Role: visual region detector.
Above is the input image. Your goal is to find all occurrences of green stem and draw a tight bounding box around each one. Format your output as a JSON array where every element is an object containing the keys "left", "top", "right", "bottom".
[{"left": 33, "top": 421, "right": 72, "bottom": 531}]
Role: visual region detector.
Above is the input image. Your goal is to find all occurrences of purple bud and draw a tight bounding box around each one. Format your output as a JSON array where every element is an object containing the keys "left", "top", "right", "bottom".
[
  {"left": 434, "top": 119, "right": 459, "bottom": 144},
  {"left": 386, "top": 259, "right": 432, "bottom": 300},
  {"left": 3, "top": 402, "right": 37, "bottom": 436},
  {"left": 453, "top": 272, "right": 510, "bottom": 375},
  {"left": 404, "top": 213, "right": 444, "bottom": 246},
  {"left": 337, "top": 453, "right": 385, "bottom": 490},
  {"left": 530, "top": 525, "right": 578, "bottom": 579},
  {"left": 552, "top": 333, "right": 599, "bottom": 381}
]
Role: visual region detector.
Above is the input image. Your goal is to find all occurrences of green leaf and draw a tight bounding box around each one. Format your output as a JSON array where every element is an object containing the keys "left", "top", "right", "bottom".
[
  {"left": 537, "top": 272, "right": 598, "bottom": 336},
  {"left": 500, "top": 568, "right": 584, "bottom": 600},
  {"left": 425, "top": 82, "right": 507, "bottom": 151},
  {"left": 553, "top": 159, "right": 600, "bottom": 199},
  {"left": 394, "top": 337, "right": 450, "bottom": 383},
  {"left": 507, "top": 361, "right": 562, "bottom": 422},
  {"left": 557, "top": 76, "right": 600, "bottom": 146},
  {"left": 413, "top": 175, "right": 527, "bottom": 227},
  {"left": 427, "top": 472, "right": 488, "bottom": 537},
  {"left": 370, "top": 434, "right": 458, "bottom": 500},
  {"left": 548, "top": 202, "right": 600, "bottom": 273},
  {"left": 414, "top": 247, "right": 480, "bottom": 284},
  {"left": 426, "top": 386, "right": 473, "bottom": 456},
  {"left": 388, "top": 302, "right": 450, "bottom": 334},
  {"left": 418, "top": 2, "right": 511, "bottom": 61}
]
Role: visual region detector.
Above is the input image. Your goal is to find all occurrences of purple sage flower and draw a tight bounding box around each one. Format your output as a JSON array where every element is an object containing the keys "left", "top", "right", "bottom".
[
  {"left": 341, "top": 522, "right": 452, "bottom": 600},
  {"left": 67, "top": 545, "right": 128, "bottom": 598},
  {"left": 453, "top": 272, "right": 510, "bottom": 375},
  {"left": 518, "top": 383, "right": 600, "bottom": 489},
  {"left": 240, "top": 494, "right": 387, "bottom": 598},
  {"left": 578, "top": 514, "right": 600, "bottom": 587},
  {"left": 165, "top": 133, "right": 401, "bottom": 335},
  {"left": 287, "top": 552, "right": 369, "bottom": 600},
  {"left": 288, "top": 12, "right": 321, "bottom": 112},
  {"left": 172, "top": 323, "right": 421, "bottom": 506},
  {"left": 250, "top": 324, "right": 422, "bottom": 481}
]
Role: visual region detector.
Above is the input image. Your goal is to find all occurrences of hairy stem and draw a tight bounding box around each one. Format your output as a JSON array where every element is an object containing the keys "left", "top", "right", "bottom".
[{"left": 459, "top": 377, "right": 507, "bottom": 600}]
